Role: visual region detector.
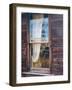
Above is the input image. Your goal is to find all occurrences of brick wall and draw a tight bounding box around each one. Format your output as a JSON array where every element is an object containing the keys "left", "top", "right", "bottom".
[
  {"left": 49, "top": 14, "right": 63, "bottom": 75},
  {"left": 21, "top": 14, "right": 30, "bottom": 76}
]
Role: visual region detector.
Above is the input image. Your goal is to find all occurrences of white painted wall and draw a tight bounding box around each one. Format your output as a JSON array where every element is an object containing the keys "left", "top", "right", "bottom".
[{"left": 0, "top": 0, "right": 72, "bottom": 90}]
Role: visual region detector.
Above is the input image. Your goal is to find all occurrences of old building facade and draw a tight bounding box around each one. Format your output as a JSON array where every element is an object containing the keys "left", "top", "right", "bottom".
[{"left": 21, "top": 13, "right": 63, "bottom": 76}]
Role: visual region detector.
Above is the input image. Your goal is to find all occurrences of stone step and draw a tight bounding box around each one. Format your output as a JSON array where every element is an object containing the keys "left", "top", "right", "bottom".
[{"left": 31, "top": 68, "right": 50, "bottom": 74}]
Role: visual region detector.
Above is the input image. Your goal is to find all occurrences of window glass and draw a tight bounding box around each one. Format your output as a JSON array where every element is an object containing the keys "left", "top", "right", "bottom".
[
  {"left": 29, "top": 15, "right": 48, "bottom": 43},
  {"left": 29, "top": 14, "right": 49, "bottom": 68}
]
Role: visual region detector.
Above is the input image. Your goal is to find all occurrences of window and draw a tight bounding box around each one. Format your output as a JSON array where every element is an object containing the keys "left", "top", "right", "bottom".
[{"left": 29, "top": 14, "right": 50, "bottom": 69}]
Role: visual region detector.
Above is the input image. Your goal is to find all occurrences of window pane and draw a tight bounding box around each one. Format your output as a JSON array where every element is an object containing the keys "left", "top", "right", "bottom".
[
  {"left": 30, "top": 43, "right": 49, "bottom": 68},
  {"left": 29, "top": 14, "right": 48, "bottom": 43}
]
